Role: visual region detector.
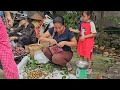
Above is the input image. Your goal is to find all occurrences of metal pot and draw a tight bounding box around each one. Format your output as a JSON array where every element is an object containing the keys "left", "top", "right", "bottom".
[{"left": 76, "top": 60, "right": 88, "bottom": 68}]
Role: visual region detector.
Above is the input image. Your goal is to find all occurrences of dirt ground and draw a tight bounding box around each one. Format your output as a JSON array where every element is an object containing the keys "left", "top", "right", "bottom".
[{"left": 0, "top": 69, "right": 5, "bottom": 79}]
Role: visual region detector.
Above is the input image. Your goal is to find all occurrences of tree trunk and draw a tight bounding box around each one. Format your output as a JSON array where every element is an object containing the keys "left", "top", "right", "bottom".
[{"left": 98, "top": 11, "right": 105, "bottom": 46}]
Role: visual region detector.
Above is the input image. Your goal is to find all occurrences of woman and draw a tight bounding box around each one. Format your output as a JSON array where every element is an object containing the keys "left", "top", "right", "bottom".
[
  {"left": 39, "top": 16, "right": 77, "bottom": 71},
  {"left": 9, "top": 13, "right": 37, "bottom": 47}
]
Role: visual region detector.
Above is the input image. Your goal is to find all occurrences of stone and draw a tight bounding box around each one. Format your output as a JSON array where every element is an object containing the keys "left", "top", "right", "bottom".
[
  {"left": 116, "top": 62, "right": 120, "bottom": 65},
  {"left": 94, "top": 45, "right": 99, "bottom": 48},
  {"left": 103, "top": 52, "right": 109, "bottom": 57},
  {"left": 112, "top": 48, "right": 116, "bottom": 51},
  {"left": 99, "top": 46, "right": 105, "bottom": 51}
]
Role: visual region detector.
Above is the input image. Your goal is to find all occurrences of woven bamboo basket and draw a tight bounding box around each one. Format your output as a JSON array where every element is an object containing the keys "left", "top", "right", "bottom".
[{"left": 28, "top": 44, "right": 43, "bottom": 57}]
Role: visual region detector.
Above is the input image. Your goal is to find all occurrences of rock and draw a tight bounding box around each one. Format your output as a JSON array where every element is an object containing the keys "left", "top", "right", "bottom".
[
  {"left": 118, "top": 54, "right": 120, "bottom": 57},
  {"left": 109, "top": 53, "right": 117, "bottom": 57},
  {"left": 109, "top": 53, "right": 114, "bottom": 56},
  {"left": 112, "top": 48, "right": 116, "bottom": 51},
  {"left": 116, "top": 62, "right": 120, "bottom": 65},
  {"left": 113, "top": 70, "right": 119, "bottom": 74},
  {"left": 114, "top": 50, "right": 120, "bottom": 54},
  {"left": 99, "top": 46, "right": 105, "bottom": 51},
  {"left": 107, "top": 74, "right": 114, "bottom": 79},
  {"left": 112, "top": 56, "right": 118, "bottom": 58},
  {"left": 106, "top": 62, "right": 120, "bottom": 79},
  {"left": 94, "top": 45, "right": 99, "bottom": 48},
  {"left": 103, "top": 52, "right": 109, "bottom": 57},
  {"left": 104, "top": 49, "right": 110, "bottom": 52}
]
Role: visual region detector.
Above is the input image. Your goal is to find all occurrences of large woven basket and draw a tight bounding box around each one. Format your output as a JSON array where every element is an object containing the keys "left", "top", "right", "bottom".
[{"left": 28, "top": 44, "right": 43, "bottom": 57}]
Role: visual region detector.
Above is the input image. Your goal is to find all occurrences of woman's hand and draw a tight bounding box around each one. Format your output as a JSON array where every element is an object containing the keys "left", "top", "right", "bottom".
[
  {"left": 4, "top": 11, "right": 13, "bottom": 29},
  {"left": 57, "top": 41, "right": 66, "bottom": 47},
  {"left": 49, "top": 39, "right": 58, "bottom": 46},
  {"left": 5, "top": 16, "right": 13, "bottom": 29},
  {"left": 10, "top": 36, "right": 18, "bottom": 41}
]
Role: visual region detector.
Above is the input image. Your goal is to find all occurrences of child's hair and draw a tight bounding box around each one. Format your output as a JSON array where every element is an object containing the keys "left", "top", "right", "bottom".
[
  {"left": 81, "top": 11, "right": 92, "bottom": 17},
  {"left": 81, "top": 11, "right": 93, "bottom": 20}
]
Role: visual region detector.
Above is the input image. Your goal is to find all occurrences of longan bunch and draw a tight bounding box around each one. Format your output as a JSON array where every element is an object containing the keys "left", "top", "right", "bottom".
[{"left": 27, "top": 70, "right": 45, "bottom": 79}]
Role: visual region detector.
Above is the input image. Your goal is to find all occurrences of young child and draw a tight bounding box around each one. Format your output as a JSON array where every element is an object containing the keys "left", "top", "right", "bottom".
[{"left": 69, "top": 11, "right": 97, "bottom": 74}]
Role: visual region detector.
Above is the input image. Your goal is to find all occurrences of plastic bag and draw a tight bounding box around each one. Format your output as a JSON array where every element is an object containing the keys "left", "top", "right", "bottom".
[
  {"left": 10, "top": 41, "right": 17, "bottom": 47},
  {"left": 17, "top": 56, "right": 30, "bottom": 71},
  {"left": 34, "top": 50, "right": 49, "bottom": 64},
  {"left": 17, "top": 56, "right": 30, "bottom": 79}
]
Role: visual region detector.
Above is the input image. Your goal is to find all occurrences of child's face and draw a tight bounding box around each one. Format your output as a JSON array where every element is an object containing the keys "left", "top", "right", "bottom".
[{"left": 82, "top": 12, "right": 90, "bottom": 22}]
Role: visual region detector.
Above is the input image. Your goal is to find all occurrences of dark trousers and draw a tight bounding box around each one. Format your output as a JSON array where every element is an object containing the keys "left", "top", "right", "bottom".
[{"left": 43, "top": 47, "right": 73, "bottom": 66}]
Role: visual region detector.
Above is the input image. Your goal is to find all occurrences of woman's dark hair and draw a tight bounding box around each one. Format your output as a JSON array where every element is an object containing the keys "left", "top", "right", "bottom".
[
  {"left": 81, "top": 11, "right": 92, "bottom": 17},
  {"left": 53, "top": 16, "right": 64, "bottom": 25}
]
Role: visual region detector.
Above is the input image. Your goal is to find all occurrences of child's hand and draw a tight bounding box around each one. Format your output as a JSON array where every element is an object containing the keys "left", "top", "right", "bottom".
[
  {"left": 80, "top": 36, "right": 85, "bottom": 41},
  {"left": 69, "top": 27, "right": 73, "bottom": 32}
]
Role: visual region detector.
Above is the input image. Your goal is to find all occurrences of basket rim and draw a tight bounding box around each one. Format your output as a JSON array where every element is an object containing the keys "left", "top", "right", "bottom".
[{"left": 29, "top": 44, "right": 43, "bottom": 47}]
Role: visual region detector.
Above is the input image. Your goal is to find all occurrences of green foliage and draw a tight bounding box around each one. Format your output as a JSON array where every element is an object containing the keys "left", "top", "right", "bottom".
[
  {"left": 95, "top": 32, "right": 109, "bottom": 46},
  {"left": 106, "top": 16, "right": 120, "bottom": 25},
  {"left": 101, "top": 58, "right": 113, "bottom": 63},
  {"left": 92, "top": 55, "right": 114, "bottom": 73},
  {"left": 26, "top": 56, "right": 39, "bottom": 70},
  {"left": 24, "top": 56, "right": 68, "bottom": 74},
  {"left": 63, "top": 12, "right": 80, "bottom": 40},
  {"left": 73, "top": 53, "right": 80, "bottom": 58},
  {"left": 62, "top": 75, "right": 66, "bottom": 79},
  {"left": 63, "top": 12, "right": 80, "bottom": 29}
]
